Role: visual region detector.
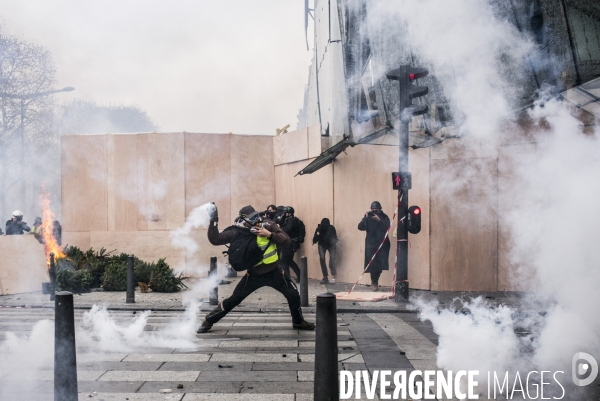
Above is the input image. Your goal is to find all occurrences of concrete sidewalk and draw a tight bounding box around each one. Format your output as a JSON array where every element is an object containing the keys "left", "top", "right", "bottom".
[
  {"left": 0, "top": 276, "right": 404, "bottom": 312},
  {"left": 0, "top": 275, "right": 528, "bottom": 313}
]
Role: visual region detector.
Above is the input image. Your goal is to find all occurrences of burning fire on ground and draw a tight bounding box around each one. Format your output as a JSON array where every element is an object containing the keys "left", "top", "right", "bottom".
[{"left": 39, "top": 187, "right": 65, "bottom": 265}]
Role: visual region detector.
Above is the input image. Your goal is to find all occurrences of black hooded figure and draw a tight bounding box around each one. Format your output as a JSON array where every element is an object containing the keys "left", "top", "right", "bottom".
[
  {"left": 358, "top": 201, "right": 391, "bottom": 291},
  {"left": 312, "top": 217, "right": 338, "bottom": 283}
]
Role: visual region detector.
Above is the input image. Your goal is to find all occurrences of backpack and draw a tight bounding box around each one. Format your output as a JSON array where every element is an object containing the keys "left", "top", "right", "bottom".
[
  {"left": 225, "top": 228, "right": 271, "bottom": 272},
  {"left": 294, "top": 217, "right": 306, "bottom": 244}
]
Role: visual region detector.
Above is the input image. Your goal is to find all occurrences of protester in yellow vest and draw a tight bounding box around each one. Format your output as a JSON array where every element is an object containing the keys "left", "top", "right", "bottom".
[{"left": 197, "top": 205, "right": 315, "bottom": 333}]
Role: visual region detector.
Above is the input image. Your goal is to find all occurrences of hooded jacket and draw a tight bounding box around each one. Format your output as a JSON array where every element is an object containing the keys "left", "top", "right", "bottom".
[{"left": 312, "top": 218, "right": 338, "bottom": 247}]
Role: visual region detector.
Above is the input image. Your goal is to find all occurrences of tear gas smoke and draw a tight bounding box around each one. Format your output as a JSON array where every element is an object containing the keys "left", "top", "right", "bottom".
[
  {"left": 170, "top": 202, "right": 215, "bottom": 257},
  {"left": 77, "top": 305, "right": 199, "bottom": 351},
  {"left": 365, "top": 0, "right": 600, "bottom": 390}
]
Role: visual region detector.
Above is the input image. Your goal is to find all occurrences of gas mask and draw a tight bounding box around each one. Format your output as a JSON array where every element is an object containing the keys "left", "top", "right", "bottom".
[{"left": 243, "top": 211, "right": 266, "bottom": 228}]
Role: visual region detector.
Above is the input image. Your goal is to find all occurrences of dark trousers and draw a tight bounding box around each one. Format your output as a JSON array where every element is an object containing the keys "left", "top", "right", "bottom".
[
  {"left": 280, "top": 246, "right": 301, "bottom": 279},
  {"left": 370, "top": 269, "right": 382, "bottom": 284},
  {"left": 205, "top": 268, "right": 304, "bottom": 324},
  {"left": 318, "top": 243, "right": 336, "bottom": 278}
]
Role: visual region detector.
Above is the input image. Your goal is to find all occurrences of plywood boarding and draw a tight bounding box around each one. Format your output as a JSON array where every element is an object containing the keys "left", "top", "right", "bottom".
[
  {"left": 406, "top": 147, "right": 430, "bottom": 290},
  {"left": 185, "top": 133, "right": 232, "bottom": 225},
  {"left": 230, "top": 135, "right": 275, "bottom": 220},
  {"left": 61, "top": 135, "right": 108, "bottom": 232},
  {"left": 273, "top": 128, "right": 308, "bottom": 166},
  {"left": 497, "top": 144, "right": 537, "bottom": 291},
  {"left": 90, "top": 231, "right": 184, "bottom": 271},
  {"left": 62, "top": 231, "right": 91, "bottom": 251},
  {"left": 430, "top": 158, "right": 498, "bottom": 291},
  {"left": 307, "top": 124, "right": 322, "bottom": 158},
  {"left": 108, "top": 135, "right": 139, "bottom": 231},
  {"left": 0, "top": 236, "right": 48, "bottom": 295},
  {"left": 184, "top": 229, "right": 229, "bottom": 278},
  {"left": 332, "top": 144, "right": 399, "bottom": 287},
  {"left": 137, "top": 133, "right": 185, "bottom": 231},
  {"left": 274, "top": 160, "right": 334, "bottom": 280}
]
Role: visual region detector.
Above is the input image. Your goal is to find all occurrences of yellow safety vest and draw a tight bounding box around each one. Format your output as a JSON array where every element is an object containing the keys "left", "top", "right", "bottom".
[{"left": 255, "top": 236, "right": 278, "bottom": 266}]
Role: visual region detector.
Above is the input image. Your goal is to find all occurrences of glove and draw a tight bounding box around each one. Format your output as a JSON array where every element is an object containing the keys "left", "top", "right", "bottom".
[{"left": 209, "top": 202, "right": 218, "bottom": 223}]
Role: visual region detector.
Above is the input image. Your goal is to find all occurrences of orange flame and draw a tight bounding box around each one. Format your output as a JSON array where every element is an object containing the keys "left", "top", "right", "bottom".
[{"left": 39, "top": 187, "right": 65, "bottom": 265}]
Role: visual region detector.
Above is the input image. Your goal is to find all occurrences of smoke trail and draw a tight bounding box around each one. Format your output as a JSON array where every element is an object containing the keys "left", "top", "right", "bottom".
[
  {"left": 170, "top": 202, "right": 215, "bottom": 257},
  {"left": 363, "top": 0, "right": 600, "bottom": 393}
]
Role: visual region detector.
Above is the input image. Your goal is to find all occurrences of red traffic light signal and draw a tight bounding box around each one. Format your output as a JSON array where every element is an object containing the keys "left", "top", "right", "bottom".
[
  {"left": 407, "top": 206, "right": 422, "bottom": 234},
  {"left": 386, "top": 66, "right": 429, "bottom": 119}
]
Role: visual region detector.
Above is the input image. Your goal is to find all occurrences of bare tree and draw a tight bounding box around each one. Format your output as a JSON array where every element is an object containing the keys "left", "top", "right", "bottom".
[
  {"left": 56, "top": 99, "right": 158, "bottom": 135},
  {"left": 0, "top": 27, "right": 57, "bottom": 222}
]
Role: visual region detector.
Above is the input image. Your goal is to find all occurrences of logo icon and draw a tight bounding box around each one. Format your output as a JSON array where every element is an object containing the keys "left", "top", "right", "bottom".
[{"left": 572, "top": 352, "right": 598, "bottom": 386}]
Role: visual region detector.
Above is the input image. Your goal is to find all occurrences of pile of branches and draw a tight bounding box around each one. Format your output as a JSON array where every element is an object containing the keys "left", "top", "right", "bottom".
[{"left": 54, "top": 246, "right": 187, "bottom": 293}]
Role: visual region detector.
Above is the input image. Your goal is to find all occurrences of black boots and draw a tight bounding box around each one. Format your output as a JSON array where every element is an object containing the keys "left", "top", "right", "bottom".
[
  {"left": 196, "top": 320, "right": 213, "bottom": 333},
  {"left": 293, "top": 320, "right": 316, "bottom": 330}
]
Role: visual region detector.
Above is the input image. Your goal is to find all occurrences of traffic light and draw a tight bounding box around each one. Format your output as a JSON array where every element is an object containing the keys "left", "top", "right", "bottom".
[
  {"left": 385, "top": 66, "right": 429, "bottom": 121},
  {"left": 407, "top": 206, "right": 422, "bottom": 234}
]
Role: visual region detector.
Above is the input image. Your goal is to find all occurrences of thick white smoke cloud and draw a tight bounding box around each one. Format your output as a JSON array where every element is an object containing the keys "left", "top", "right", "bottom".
[
  {"left": 170, "top": 202, "right": 215, "bottom": 257},
  {"left": 368, "top": 0, "right": 534, "bottom": 142},
  {"left": 366, "top": 0, "right": 600, "bottom": 388}
]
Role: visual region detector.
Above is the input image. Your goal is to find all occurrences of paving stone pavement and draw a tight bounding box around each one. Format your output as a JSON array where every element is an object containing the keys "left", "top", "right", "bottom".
[
  {"left": 0, "top": 277, "right": 546, "bottom": 400},
  {"left": 0, "top": 301, "right": 448, "bottom": 401}
]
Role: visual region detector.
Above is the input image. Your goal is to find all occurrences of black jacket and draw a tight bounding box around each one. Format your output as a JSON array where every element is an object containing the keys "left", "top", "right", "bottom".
[
  {"left": 312, "top": 223, "right": 338, "bottom": 247},
  {"left": 282, "top": 216, "right": 300, "bottom": 250},
  {"left": 5, "top": 219, "right": 31, "bottom": 235},
  {"left": 207, "top": 219, "right": 290, "bottom": 275},
  {"left": 358, "top": 212, "right": 391, "bottom": 272}
]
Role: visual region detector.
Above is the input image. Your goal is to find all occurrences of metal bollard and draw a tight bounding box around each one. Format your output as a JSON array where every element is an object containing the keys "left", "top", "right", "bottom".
[
  {"left": 314, "top": 292, "right": 338, "bottom": 401},
  {"left": 226, "top": 266, "right": 238, "bottom": 278},
  {"left": 395, "top": 280, "right": 409, "bottom": 303},
  {"left": 126, "top": 255, "right": 135, "bottom": 303},
  {"left": 300, "top": 256, "right": 309, "bottom": 307},
  {"left": 49, "top": 253, "right": 56, "bottom": 301},
  {"left": 209, "top": 256, "right": 218, "bottom": 305},
  {"left": 55, "top": 291, "right": 78, "bottom": 401}
]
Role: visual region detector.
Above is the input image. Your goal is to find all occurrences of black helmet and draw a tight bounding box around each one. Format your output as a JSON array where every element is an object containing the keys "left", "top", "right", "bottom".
[
  {"left": 239, "top": 205, "right": 255, "bottom": 217},
  {"left": 285, "top": 206, "right": 295, "bottom": 215},
  {"left": 370, "top": 201, "right": 382, "bottom": 210}
]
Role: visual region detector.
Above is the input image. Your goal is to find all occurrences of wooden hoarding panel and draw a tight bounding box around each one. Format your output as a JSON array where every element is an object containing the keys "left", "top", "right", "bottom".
[
  {"left": 185, "top": 133, "right": 232, "bottom": 225},
  {"left": 407, "top": 147, "right": 431, "bottom": 290},
  {"left": 61, "top": 135, "right": 108, "bottom": 232},
  {"left": 430, "top": 158, "right": 498, "bottom": 291},
  {"left": 230, "top": 135, "right": 274, "bottom": 220},
  {"left": 90, "top": 231, "right": 185, "bottom": 271},
  {"left": 0, "top": 236, "right": 47, "bottom": 295},
  {"left": 274, "top": 160, "right": 334, "bottom": 280},
  {"left": 62, "top": 231, "right": 91, "bottom": 250},
  {"left": 333, "top": 145, "right": 399, "bottom": 287},
  {"left": 137, "top": 133, "right": 185, "bottom": 231},
  {"left": 273, "top": 128, "right": 309, "bottom": 166},
  {"left": 184, "top": 228, "right": 229, "bottom": 278},
  {"left": 307, "top": 124, "right": 322, "bottom": 158},
  {"left": 108, "top": 135, "right": 139, "bottom": 231},
  {"left": 498, "top": 144, "right": 536, "bottom": 291}
]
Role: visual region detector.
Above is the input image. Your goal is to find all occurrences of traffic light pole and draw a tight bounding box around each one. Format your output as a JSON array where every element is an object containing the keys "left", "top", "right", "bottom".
[
  {"left": 396, "top": 65, "right": 410, "bottom": 302},
  {"left": 387, "top": 64, "right": 429, "bottom": 303}
]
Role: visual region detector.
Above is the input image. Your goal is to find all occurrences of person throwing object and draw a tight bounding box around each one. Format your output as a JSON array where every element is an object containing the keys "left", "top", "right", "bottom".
[{"left": 197, "top": 204, "right": 315, "bottom": 333}]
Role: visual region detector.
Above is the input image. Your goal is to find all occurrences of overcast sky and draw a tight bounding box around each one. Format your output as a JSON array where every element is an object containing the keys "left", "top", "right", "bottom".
[{"left": 1, "top": 0, "right": 313, "bottom": 134}]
